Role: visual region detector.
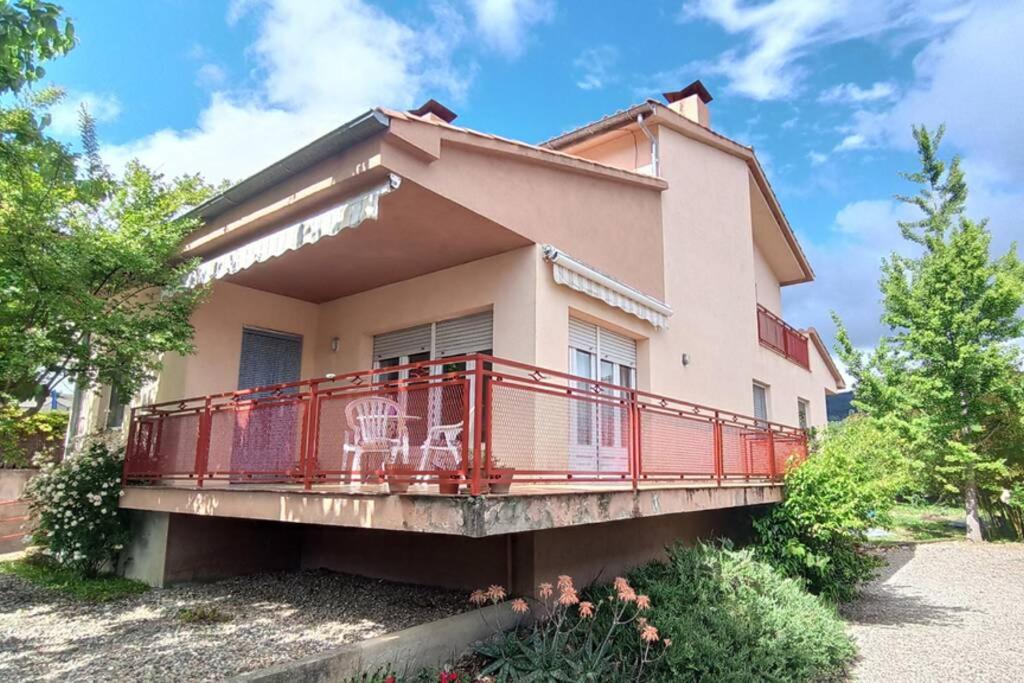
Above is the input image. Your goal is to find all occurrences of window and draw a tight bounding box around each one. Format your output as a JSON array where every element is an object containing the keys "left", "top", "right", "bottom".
[
  {"left": 752, "top": 382, "right": 769, "bottom": 423},
  {"left": 105, "top": 386, "right": 125, "bottom": 429},
  {"left": 797, "top": 398, "right": 810, "bottom": 429},
  {"left": 237, "top": 327, "right": 303, "bottom": 392}
]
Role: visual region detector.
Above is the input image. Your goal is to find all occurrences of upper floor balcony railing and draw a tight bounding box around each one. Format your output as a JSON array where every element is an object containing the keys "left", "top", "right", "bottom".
[
  {"left": 123, "top": 355, "right": 807, "bottom": 495},
  {"left": 757, "top": 305, "right": 810, "bottom": 370}
]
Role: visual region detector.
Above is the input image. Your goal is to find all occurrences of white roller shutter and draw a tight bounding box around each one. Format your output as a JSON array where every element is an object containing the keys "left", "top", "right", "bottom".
[
  {"left": 569, "top": 318, "right": 598, "bottom": 353},
  {"left": 569, "top": 317, "right": 637, "bottom": 368},
  {"left": 435, "top": 311, "right": 493, "bottom": 357},
  {"left": 598, "top": 327, "right": 637, "bottom": 369},
  {"left": 373, "top": 324, "right": 431, "bottom": 361}
]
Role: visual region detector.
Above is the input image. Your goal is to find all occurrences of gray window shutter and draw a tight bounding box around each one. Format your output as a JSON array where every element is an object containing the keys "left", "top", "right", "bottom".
[
  {"left": 435, "top": 311, "right": 493, "bottom": 357},
  {"left": 598, "top": 327, "right": 637, "bottom": 368},
  {"left": 373, "top": 324, "right": 432, "bottom": 362},
  {"left": 569, "top": 318, "right": 598, "bottom": 353},
  {"left": 238, "top": 328, "right": 303, "bottom": 390}
]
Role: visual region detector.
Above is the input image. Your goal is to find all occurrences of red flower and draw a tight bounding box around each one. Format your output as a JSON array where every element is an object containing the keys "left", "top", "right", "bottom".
[{"left": 385, "top": 678, "right": 396, "bottom": 683}]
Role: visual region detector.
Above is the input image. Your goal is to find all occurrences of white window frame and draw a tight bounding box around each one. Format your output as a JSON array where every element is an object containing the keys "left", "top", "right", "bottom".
[
  {"left": 797, "top": 397, "right": 810, "bottom": 429},
  {"left": 752, "top": 381, "right": 770, "bottom": 423}
]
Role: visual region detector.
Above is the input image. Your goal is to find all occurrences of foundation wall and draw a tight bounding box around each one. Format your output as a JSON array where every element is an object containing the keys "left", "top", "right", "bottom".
[{"left": 121, "top": 505, "right": 764, "bottom": 592}]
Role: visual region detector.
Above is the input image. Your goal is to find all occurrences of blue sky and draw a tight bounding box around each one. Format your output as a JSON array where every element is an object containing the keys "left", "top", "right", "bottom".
[{"left": 40, "top": 0, "right": 1024, "bottom": 364}]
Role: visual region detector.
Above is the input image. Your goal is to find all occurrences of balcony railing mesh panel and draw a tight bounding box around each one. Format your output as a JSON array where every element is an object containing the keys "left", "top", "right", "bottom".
[
  {"left": 124, "top": 412, "right": 199, "bottom": 478},
  {"left": 637, "top": 409, "right": 715, "bottom": 479},
  {"left": 488, "top": 379, "right": 631, "bottom": 482},
  {"left": 206, "top": 400, "right": 305, "bottom": 482}
]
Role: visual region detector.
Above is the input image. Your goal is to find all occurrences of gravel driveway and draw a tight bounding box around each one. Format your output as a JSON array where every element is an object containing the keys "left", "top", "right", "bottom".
[
  {"left": 843, "top": 541, "right": 1024, "bottom": 682},
  {"left": 0, "top": 568, "right": 467, "bottom": 682}
]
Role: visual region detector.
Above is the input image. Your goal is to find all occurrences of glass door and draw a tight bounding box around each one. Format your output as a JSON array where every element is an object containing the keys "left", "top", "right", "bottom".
[
  {"left": 598, "top": 360, "right": 634, "bottom": 474},
  {"left": 568, "top": 347, "right": 598, "bottom": 472}
]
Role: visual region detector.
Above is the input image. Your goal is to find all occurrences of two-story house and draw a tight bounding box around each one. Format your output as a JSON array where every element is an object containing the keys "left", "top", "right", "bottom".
[{"left": 73, "top": 82, "right": 843, "bottom": 591}]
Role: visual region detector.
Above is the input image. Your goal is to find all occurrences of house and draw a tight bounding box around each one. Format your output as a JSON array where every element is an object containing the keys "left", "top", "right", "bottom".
[{"left": 73, "top": 82, "right": 844, "bottom": 591}]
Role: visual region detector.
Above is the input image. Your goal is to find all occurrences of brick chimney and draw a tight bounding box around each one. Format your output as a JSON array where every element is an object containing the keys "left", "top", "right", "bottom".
[
  {"left": 408, "top": 99, "right": 458, "bottom": 124},
  {"left": 662, "top": 80, "right": 713, "bottom": 128}
]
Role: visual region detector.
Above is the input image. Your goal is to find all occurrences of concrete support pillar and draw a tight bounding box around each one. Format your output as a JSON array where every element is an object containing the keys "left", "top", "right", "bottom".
[{"left": 119, "top": 510, "right": 301, "bottom": 587}]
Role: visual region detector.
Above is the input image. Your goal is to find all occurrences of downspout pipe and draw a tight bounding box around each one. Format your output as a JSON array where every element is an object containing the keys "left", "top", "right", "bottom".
[{"left": 636, "top": 107, "right": 659, "bottom": 177}]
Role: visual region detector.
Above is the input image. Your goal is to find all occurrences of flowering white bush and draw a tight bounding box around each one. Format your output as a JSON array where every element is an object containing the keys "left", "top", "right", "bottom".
[{"left": 26, "top": 438, "right": 130, "bottom": 576}]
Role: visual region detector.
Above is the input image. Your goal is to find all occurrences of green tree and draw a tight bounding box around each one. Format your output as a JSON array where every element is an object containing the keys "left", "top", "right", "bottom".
[
  {"left": 0, "top": 0, "right": 74, "bottom": 94},
  {"left": 0, "top": 98, "right": 216, "bottom": 412},
  {"left": 834, "top": 126, "right": 1024, "bottom": 541}
]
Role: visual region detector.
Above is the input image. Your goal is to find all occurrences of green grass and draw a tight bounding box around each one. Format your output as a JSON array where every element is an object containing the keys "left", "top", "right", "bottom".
[
  {"left": 876, "top": 503, "right": 965, "bottom": 543},
  {"left": 0, "top": 557, "right": 149, "bottom": 602}
]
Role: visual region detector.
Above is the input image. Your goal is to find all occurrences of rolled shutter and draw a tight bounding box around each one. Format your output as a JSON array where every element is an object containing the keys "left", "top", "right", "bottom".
[
  {"left": 598, "top": 327, "right": 637, "bottom": 369},
  {"left": 373, "top": 324, "right": 431, "bottom": 362},
  {"left": 569, "top": 318, "right": 598, "bottom": 353},
  {"left": 435, "top": 311, "right": 493, "bottom": 357},
  {"left": 238, "top": 328, "right": 303, "bottom": 390},
  {"left": 569, "top": 318, "right": 636, "bottom": 368}
]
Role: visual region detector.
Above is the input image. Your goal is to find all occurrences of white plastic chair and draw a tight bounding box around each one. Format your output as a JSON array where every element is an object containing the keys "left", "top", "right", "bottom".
[
  {"left": 420, "top": 422, "right": 464, "bottom": 472},
  {"left": 342, "top": 397, "right": 410, "bottom": 481}
]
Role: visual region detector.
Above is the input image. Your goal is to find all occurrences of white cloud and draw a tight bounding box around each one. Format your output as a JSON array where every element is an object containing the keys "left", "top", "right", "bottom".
[
  {"left": 103, "top": 0, "right": 474, "bottom": 183},
  {"left": 833, "top": 133, "right": 868, "bottom": 152},
  {"left": 807, "top": 151, "right": 828, "bottom": 166},
  {"left": 195, "top": 63, "right": 227, "bottom": 89},
  {"left": 468, "top": 0, "right": 554, "bottom": 58},
  {"left": 845, "top": 1, "right": 1024, "bottom": 180},
  {"left": 679, "top": 0, "right": 969, "bottom": 100},
  {"left": 818, "top": 80, "right": 898, "bottom": 104},
  {"left": 573, "top": 45, "right": 618, "bottom": 90},
  {"left": 48, "top": 92, "right": 121, "bottom": 138}
]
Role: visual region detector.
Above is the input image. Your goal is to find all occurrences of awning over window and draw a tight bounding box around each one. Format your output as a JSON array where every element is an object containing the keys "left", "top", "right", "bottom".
[
  {"left": 542, "top": 244, "right": 672, "bottom": 329},
  {"left": 187, "top": 174, "right": 402, "bottom": 287}
]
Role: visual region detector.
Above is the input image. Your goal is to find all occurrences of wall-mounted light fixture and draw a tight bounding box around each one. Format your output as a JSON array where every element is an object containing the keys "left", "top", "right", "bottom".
[
  {"left": 681, "top": 353, "right": 690, "bottom": 367},
  {"left": 330, "top": 336, "right": 340, "bottom": 353}
]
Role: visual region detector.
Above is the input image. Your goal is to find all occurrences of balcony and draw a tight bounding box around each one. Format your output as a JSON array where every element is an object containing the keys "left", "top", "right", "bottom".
[
  {"left": 123, "top": 355, "right": 807, "bottom": 496},
  {"left": 757, "top": 305, "right": 810, "bottom": 370}
]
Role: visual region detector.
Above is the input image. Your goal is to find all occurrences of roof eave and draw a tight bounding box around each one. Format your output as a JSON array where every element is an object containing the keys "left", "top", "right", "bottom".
[{"left": 181, "top": 109, "right": 391, "bottom": 223}]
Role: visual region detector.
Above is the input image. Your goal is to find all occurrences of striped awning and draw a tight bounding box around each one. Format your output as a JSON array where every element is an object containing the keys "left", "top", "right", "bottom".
[
  {"left": 187, "top": 174, "right": 402, "bottom": 287},
  {"left": 542, "top": 245, "right": 672, "bottom": 329}
]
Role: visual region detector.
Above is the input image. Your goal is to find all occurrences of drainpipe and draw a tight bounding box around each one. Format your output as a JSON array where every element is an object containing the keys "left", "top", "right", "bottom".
[{"left": 636, "top": 107, "right": 659, "bottom": 177}]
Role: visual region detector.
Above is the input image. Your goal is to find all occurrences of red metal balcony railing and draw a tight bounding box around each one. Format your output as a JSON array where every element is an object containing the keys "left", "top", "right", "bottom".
[
  {"left": 757, "top": 305, "right": 810, "bottom": 370},
  {"left": 123, "top": 354, "right": 808, "bottom": 495}
]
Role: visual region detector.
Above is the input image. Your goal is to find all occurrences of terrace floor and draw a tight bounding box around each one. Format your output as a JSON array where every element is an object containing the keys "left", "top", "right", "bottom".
[{"left": 121, "top": 480, "right": 783, "bottom": 538}]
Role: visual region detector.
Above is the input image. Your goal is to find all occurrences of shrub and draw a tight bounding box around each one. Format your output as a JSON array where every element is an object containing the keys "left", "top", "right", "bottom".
[
  {"left": 472, "top": 577, "right": 668, "bottom": 681},
  {"left": 754, "top": 416, "right": 908, "bottom": 602},
  {"left": 0, "top": 402, "right": 68, "bottom": 468},
  {"left": 609, "top": 542, "right": 856, "bottom": 682},
  {"left": 25, "top": 438, "right": 130, "bottom": 576}
]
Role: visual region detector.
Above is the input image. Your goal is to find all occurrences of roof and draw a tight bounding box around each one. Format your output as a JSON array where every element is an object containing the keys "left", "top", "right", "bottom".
[
  {"left": 182, "top": 110, "right": 390, "bottom": 223},
  {"left": 380, "top": 107, "right": 667, "bottom": 189}
]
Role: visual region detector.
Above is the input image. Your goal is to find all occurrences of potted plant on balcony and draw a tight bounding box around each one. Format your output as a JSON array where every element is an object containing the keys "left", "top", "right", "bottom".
[
  {"left": 383, "top": 460, "right": 416, "bottom": 494},
  {"left": 436, "top": 471, "right": 462, "bottom": 495},
  {"left": 486, "top": 457, "right": 515, "bottom": 494}
]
